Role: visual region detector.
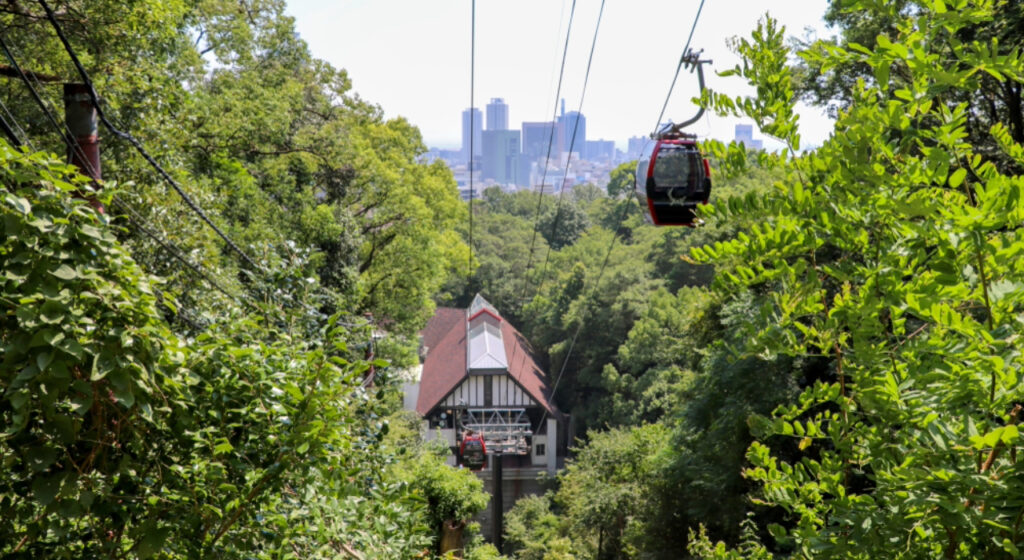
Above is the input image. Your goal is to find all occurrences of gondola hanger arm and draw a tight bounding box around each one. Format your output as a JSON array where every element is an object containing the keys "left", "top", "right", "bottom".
[{"left": 655, "top": 49, "right": 712, "bottom": 140}]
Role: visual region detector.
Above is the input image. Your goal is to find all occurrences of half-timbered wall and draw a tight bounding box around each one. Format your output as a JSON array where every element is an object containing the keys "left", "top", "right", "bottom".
[{"left": 441, "top": 374, "right": 537, "bottom": 408}]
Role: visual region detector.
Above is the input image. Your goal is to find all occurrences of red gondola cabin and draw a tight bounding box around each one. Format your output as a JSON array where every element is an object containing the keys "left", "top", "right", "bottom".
[
  {"left": 635, "top": 136, "right": 711, "bottom": 226},
  {"left": 460, "top": 433, "right": 487, "bottom": 471}
]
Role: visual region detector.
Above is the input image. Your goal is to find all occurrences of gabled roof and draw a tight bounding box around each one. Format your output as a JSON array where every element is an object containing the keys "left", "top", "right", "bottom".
[
  {"left": 467, "top": 321, "right": 508, "bottom": 371},
  {"left": 416, "top": 296, "right": 557, "bottom": 416}
]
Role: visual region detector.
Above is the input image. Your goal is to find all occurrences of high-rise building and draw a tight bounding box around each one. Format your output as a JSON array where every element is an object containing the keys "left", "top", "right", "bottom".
[
  {"left": 486, "top": 98, "right": 509, "bottom": 131},
  {"left": 585, "top": 140, "right": 615, "bottom": 162},
  {"left": 482, "top": 129, "right": 521, "bottom": 186},
  {"left": 734, "top": 124, "right": 763, "bottom": 150},
  {"left": 627, "top": 136, "right": 648, "bottom": 160},
  {"left": 462, "top": 108, "right": 482, "bottom": 162},
  {"left": 521, "top": 122, "right": 562, "bottom": 163},
  {"left": 559, "top": 110, "right": 586, "bottom": 154},
  {"left": 521, "top": 122, "right": 561, "bottom": 187}
]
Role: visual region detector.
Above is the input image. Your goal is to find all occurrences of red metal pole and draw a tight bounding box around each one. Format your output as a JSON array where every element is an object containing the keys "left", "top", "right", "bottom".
[{"left": 63, "top": 82, "right": 103, "bottom": 213}]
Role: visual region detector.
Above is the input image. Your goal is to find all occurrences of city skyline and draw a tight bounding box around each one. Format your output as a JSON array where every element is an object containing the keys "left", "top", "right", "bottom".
[{"left": 284, "top": 1, "right": 836, "bottom": 152}]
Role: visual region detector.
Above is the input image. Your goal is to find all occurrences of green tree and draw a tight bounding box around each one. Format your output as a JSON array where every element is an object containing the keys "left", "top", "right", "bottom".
[{"left": 691, "top": 4, "right": 1024, "bottom": 557}]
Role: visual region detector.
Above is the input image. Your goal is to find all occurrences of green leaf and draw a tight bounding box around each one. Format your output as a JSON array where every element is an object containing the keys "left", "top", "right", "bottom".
[
  {"left": 31, "top": 472, "right": 64, "bottom": 506},
  {"left": 50, "top": 265, "right": 78, "bottom": 281},
  {"left": 6, "top": 193, "right": 31, "bottom": 214},
  {"left": 25, "top": 446, "right": 58, "bottom": 472},
  {"left": 949, "top": 168, "right": 967, "bottom": 188},
  {"left": 36, "top": 351, "right": 54, "bottom": 372},
  {"left": 136, "top": 526, "right": 171, "bottom": 559}
]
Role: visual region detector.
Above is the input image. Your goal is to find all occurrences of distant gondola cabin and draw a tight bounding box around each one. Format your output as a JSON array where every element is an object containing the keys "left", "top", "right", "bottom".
[{"left": 635, "top": 137, "right": 711, "bottom": 226}]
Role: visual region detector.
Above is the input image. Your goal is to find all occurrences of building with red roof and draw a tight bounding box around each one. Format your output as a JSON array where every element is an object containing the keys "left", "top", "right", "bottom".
[{"left": 407, "top": 294, "right": 566, "bottom": 541}]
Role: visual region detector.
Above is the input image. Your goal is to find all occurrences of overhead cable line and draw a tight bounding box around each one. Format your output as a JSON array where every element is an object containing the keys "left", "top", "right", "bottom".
[
  {"left": 535, "top": 0, "right": 606, "bottom": 295},
  {"left": 652, "top": 0, "right": 707, "bottom": 134},
  {"left": 113, "top": 201, "right": 255, "bottom": 310},
  {"left": 0, "top": 109, "right": 21, "bottom": 147},
  {"left": 518, "top": 0, "right": 578, "bottom": 303},
  {"left": 0, "top": 31, "right": 75, "bottom": 151},
  {"left": 509, "top": 0, "right": 578, "bottom": 389},
  {"left": 1, "top": 29, "right": 252, "bottom": 317},
  {"left": 468, "top": 0, "right": 476, "bottom": 277},
  {"left": 538, "top": 195, "right": 633, "bottom": 428},
  {"left": 38, "top": 0, "right": 264, "bottom": 273}
]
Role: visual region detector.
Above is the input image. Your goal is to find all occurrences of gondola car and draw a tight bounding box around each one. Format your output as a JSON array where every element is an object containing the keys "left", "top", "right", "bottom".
[
  {"left": 635, "top": 133, "right": 711, "bottom": 226},
  {"left": 460, "top": 432, "right": 487, "bottom": 471}
]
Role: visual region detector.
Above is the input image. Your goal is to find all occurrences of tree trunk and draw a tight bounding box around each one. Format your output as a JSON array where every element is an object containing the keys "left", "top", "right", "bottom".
[{"left": 440, "top": 519, "right": 466, "bottom": 558}]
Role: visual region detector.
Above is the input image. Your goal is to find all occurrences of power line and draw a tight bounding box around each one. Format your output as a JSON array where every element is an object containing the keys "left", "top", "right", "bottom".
[
  {"left": 113, "top": 201, "right": 254, "bottom": 310},
  {"left": 535, "top": 0, "right": 607, "bottom": 295},
  {"left": 652, "top": 0, "right": 707, "bottom": 134},
  {"left": 0, "top": 31, "right": 75, "bottom": 152},
  {"left": 1, "top": 29, "right": 253, "bottom": 319},
  {"left": 518, "top": 0, "right": 578, "bottom": 305},
  {"left": 37, "top": 0, "right": 264, "bottom": 273},
  {"left": 509, "top": 0, "right": 579, "bottom": 389},
  {"left": 468, "top": 0, "right": 476, "bottom": 278},
  {"left": 538, "top": 195, "right": 634, "bottom": 428}
]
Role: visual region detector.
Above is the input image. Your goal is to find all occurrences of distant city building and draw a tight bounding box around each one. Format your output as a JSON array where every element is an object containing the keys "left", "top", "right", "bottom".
[
  {"left": 521, "top": 121, "right": 562, "bottom": 186},
  {"left": 734, "top": 124, "right": 763, "bottom": 150},
  {"left": 486, "top": 98, "right": 509, "bottom": 131},
  {"left": 558, "top": 110, "right": 586, "bottom": 153},
  {"left": 482, "top": 129, "right": 521, "bottom": 186},
  {"left": 462, "top": 108, "right": 483, "bottom": 162},
  {"left": 585, "top": 139, "right": 615, "bottom": 162},
  {"left": 627, "top": 136, "right": 648, "bottom": 160}
]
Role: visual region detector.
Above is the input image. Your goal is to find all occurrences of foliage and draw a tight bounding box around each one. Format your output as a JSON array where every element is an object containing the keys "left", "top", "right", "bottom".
[
  {"left": 504, "top": 495, "right": 577, "bottom": 560},
  {"left": 391, "top": 438, "right": 490, "bottom": 538},
  {"left": 687, "top": 2, "right": 1024, "bottom": 557},
  {"left": 1, "top": 0, "right": 467, "bottom": 337},
  {"left": 0, "top": 143, "right": 429, "bottom": 558}
]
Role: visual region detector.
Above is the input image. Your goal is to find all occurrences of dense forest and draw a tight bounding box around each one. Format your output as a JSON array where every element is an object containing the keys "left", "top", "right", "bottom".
[{"left": 3, "top": 0, "right": 1024, "bottom": 559}]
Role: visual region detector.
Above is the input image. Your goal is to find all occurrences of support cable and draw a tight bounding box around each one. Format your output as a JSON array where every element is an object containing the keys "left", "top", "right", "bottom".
[
  {"left": 538, "top": 194, "right": 633, "bottom": 428},
  {"left": 518, "top": 0, "right": 578, "bottom": 304},
  {"left": 535, "top": 0, "right": 606, "bottom": 295},
  {"left": 0, "top": 108, "right": 21, "bottom": 147},
  {"left": 0, "top": 31, "right": 75, "bottom": 151},
  {"left": 506, "top": 0, "right": 580, "bottom": 390},
  {"left": 467, "top": 0, "right": 476, "bottom": 277},
  {"left": 2, "top": 31, "right": 251, "bottom": 317},
  {"left": 652, "top": 0, "right": 707, "bottom": 134},
  {"left": 113, "top": 201, "right": 255, "bottom": 310},
  {"left": 38, "top": 0, "right": 264, "bottom": 273}
]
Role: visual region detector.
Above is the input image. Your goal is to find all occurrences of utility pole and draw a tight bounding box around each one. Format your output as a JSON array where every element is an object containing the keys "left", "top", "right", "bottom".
[{"left": 62, "top": 82, "right": 103, "bottom": 213}]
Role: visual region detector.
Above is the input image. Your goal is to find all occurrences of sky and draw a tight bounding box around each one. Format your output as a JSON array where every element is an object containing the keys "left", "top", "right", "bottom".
[{"left": 284, "top": 1, "right": 838, "bottom": 152}]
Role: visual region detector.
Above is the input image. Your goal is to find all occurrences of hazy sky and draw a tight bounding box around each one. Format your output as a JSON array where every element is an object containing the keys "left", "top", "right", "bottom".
[{"left": 284, "top": 1, "right": 837, "bottom": 151}]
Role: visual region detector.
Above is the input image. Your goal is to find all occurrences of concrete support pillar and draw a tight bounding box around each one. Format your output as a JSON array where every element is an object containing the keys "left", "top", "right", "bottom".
[{"left": 546, "top": 418, "right": 557, "bottom": 475}]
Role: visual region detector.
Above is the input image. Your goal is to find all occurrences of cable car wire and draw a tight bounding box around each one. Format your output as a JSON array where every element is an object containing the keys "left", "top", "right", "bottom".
[
  {"left": 1, "top": 31, "right": 252, "bottom": 316},
  {"left": 467, "top": 0, "right": 476, "bottom": 278},
  {"left": 538, "top": 194, "right": 634, "bottom": 429},
  {"left": 38, "top": 0, "right": 264, "bottom": 273},
  {"left": 652, "top": 0, "right": 706, "bottom": 135},
  {"left": 0, "top": 31, "right": 77, "bottom": 152},
  {"left": 535, "top": 0, "right": 606, "bottom": 295},
  {"left": 519, "top": 0, "right": 578, "bottom": 301}
]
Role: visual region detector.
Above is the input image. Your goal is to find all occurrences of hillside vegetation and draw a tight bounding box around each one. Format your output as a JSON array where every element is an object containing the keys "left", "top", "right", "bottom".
[{"left": 4, "top": 0, "right": 1024, "bottom": 559}]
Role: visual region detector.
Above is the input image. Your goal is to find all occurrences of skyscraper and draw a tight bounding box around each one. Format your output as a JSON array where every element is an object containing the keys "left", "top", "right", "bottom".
[
  {"left": 520, "top": 122, "right": 562, "bottom": 187},
  {"left": 521, "top": 122, "right": 562, "bottom": 163},
  {"left": 482, "top": 129, "right": 521, "bottom": 186},
  {"left": 627, "top": 136, "right": 648, "bottom": 160},
  {"left": 558, "top": 110, "right": 586, "bottom": 154},
  {"left": 734, "top": 124, "right": 763, "bottom": 150},
  {"left": 486, "top": 98, "right": 509, "bottom": 131},
  {"left": 462, "top": 108, "right": 482, "bottom": 163}
]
